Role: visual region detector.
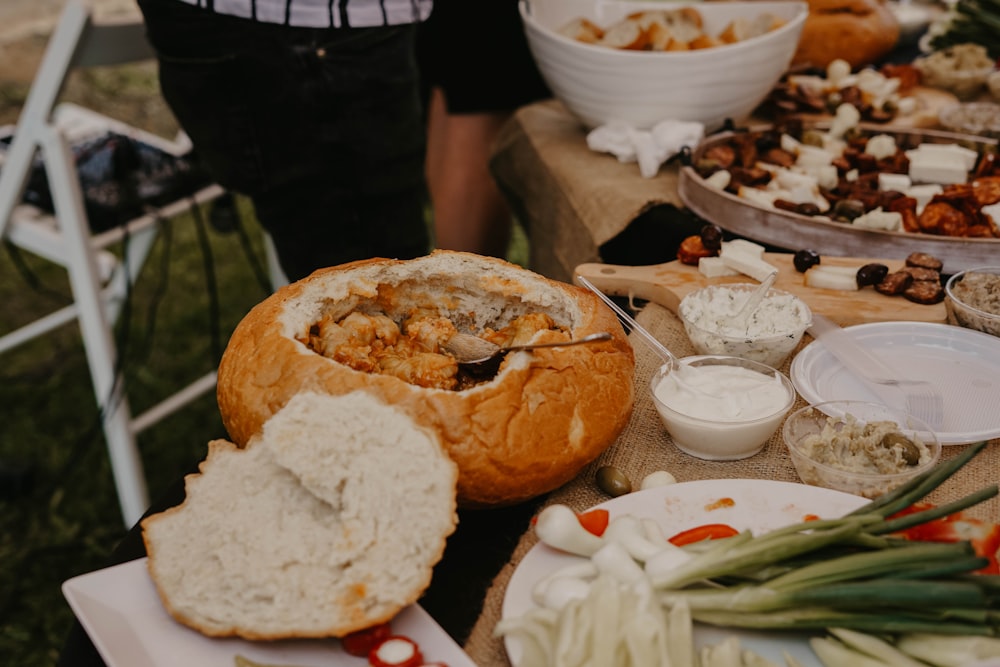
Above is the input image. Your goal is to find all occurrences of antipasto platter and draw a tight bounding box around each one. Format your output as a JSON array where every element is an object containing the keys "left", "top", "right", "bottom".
[{"left": 677, "top": 121, "right": 999, "bottom": 275}]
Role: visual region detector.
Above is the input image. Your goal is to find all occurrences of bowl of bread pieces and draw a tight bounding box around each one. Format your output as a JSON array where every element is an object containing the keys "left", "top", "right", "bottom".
[
  {"left": 518, "top": 0, "right": 808, "bottom": 130},
  {"left": 215, "top": 250, "right": 636, "bottom": 509}
]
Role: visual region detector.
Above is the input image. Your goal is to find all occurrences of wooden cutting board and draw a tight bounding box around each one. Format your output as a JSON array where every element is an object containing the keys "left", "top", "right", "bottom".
[{"left": 574, "top": 253, "right": 947, "bottom": 327}]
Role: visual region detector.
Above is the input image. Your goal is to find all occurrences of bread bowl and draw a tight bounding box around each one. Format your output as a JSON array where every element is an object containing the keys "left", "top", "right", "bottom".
[
  {"left": 216, "top": 251, "right": 636, "bottom": 508},
  {"left": 791, "top": 0, "right": 900, "bottom": 70},
  {"left": 142, "top": 390, "right": 459, "bottom": 639}
]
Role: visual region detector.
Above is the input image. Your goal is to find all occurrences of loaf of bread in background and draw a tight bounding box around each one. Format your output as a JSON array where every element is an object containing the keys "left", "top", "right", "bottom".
[
  {"left": 141, "top": 391, "right": 458, "bottom": 640},
  {"left": 791, "top": 0, "right": 900, "bottom": 69}
]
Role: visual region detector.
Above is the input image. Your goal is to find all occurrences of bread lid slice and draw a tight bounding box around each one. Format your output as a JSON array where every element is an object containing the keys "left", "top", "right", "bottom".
[{"left": 141, "top": 390, "right": 458, "bottom": 640}]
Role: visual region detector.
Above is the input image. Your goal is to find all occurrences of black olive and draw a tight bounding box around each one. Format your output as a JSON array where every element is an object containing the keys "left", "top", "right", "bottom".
[
  {"left": 857, "top": 263, "right": 889, "bottom": 288},
  {"left": 832, "top": 199, "right": 866, "bottom": 222},
  {"left": 794, "top": 249, "right": 821, "bottom": 273},
  {"left": 700, "top": 223, "right": 724, "bottom": 252},
  {"left": 596, "top": 465, "right": 632, "bottom": 497},
  {"left": 880, "top": 432, "right": 921, "bottom": 466},
  {"left": 795, "top": 203, "right": 822, "bottom": 217}
]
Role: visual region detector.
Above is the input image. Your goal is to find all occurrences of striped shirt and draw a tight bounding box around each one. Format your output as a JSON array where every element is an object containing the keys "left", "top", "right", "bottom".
[{"left": 175, "top": 0, "right": 432, "bottom": 28}]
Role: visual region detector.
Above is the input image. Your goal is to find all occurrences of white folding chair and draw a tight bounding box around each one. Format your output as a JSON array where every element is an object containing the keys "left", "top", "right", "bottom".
[{"left": 0, "top": 1, "right": 282, "bottom": 526}]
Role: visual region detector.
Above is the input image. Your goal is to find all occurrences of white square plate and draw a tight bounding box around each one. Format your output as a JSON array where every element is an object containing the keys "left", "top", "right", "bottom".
[{"left": 63, "top": 558, "right": 476, "bottom": 667}]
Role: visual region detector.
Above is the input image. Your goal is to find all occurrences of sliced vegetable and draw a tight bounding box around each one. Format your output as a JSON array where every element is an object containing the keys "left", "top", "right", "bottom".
[
  {"left": 895, "top": 633, "right": 1000, "bottom": 667},
  {"left": 826, "top": 627, "right": 927, "bottom": 667},
  {"left": 889, "top": 502, "right": 1000, "bottom": 574},
  {"left": 576, "top": 508, "right": 610, "bottom": 537},
  {"left": 341, "top": 622, "right": 392, "bottom": 657},
  {"left": 667, "top": 523, "right": 742, "bottom": 546},
  {"left": 368, "top": 636, "right": 424, "bottom": 667}
]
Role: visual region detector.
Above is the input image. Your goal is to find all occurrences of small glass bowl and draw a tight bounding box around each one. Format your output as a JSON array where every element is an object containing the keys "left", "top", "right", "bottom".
[
  {"left": 678, "top": 284, "right": 812, "bottom": 368},
  {"left": 938, "top": 102, "right": 1000, "bottom": 140},
  {"left": 650, "top": 355, "right": 796, "bottom": 461},
  {"left": 783, "top": 400, "right": 942, "bottom": 499},
  {"left": 914, "top": 45, "right": 995, "bottom": 101},
  {"left": 945, "top": 266, "right": 1000, "bottom": 337}
]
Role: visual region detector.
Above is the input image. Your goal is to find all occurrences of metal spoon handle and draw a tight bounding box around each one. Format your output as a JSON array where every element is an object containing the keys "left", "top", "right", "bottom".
[
  {"left": 576, "top": 275, "right": 676, "bottom": 363},
  {"left": 505, "top": 331, "right": 612, "bottom": 353}
]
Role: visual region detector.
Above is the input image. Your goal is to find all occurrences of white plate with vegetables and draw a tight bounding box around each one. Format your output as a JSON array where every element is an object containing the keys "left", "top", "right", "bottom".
[
  {"left": 62, "top": 558, "right": 475, "bottom": 667},
  {"left": 500, "top": 479, "right": 871, "bottom": 667}
]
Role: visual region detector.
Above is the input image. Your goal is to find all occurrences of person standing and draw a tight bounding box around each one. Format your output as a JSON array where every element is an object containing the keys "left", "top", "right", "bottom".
[
  {"left": 136, "top": 0, "right": 434, "bottom": 282},
  {"left": 417, "top": 0, "right": 550, "bottom": 258}
]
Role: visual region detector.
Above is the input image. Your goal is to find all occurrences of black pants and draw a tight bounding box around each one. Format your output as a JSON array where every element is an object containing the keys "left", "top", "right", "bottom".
[{"left": 137, "top": 0, "right": 430, "bottom": 282}]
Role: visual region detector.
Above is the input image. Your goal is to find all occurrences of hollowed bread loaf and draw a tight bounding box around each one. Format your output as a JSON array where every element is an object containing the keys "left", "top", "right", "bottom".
[
  {"left": 141, "top": 390, "right": 459, "bottom": 639},
  {"left": 215, "top": 251, "right": 636, "bottom": 509}
]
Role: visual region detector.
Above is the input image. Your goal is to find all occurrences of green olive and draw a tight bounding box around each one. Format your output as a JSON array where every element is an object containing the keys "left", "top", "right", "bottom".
[
  {"left": 880, "top": 432, "right": 921, "bottom": 466},
  {"left": 596, "top": 465, "right": 632, "bottom": 497}
]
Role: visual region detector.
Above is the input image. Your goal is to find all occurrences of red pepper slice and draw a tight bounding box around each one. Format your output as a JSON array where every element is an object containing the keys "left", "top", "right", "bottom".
[
  {"left": 530, "top": 508, "right": 610, "bottom": 537},
  {"left": 341, "top": 622, "right": 392, "bottom": 657},
  {"left": 577, "top": 508, "right": 610, "bottom": 537},
  {"left": 890, "top": 502, "right": 1000, "bottom": 574},
  {"left": 368, "top": 635, "right": 424, "bottom": 667},
  {"left": 668, "top": 523, "right": 740, "bottom": 546}
]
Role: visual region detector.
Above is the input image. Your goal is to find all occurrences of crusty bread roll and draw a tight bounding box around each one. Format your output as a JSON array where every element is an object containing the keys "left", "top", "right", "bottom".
[
  {"left": 216, "top": 251, "right": 635, "bottom": 509},
  {"left": 791, "top": 0, "right": 900, "bottom": 70},
  {"left": 141, "top": 390, "right": 458, "bottom": 640}
]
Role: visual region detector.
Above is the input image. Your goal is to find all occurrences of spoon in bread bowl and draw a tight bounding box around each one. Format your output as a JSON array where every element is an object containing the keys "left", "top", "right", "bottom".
[{"left": 444, "top": 331, "right": 613, "bottom": 376}]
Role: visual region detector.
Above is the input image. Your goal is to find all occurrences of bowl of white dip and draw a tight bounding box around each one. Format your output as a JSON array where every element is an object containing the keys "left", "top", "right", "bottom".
[
  {"left": 783, "top": 400, "right": 941, "bottom": 499},
  {"left": 650, "top": 355, "right": 796, "bottom": 460},
  {"left": 678, "top": 283, "right": 812, "bottom": 368}
]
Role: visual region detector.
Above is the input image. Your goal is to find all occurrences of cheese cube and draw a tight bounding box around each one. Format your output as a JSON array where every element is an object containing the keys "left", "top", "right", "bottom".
[
  {"left": 721, "top": 239, "right": 766, "bottom": 259},
  {"left": 878, "top": 172, "right": 911, "bottom": 192},
  {"left": 907, "top": 143, "right": 978, "bottom": 171},
  {"left": 698, "top": 256, "right": 740, "bottom": 278},
  {"left": 907, "top": 152, "right": 968, "bottom": 185},
  {"left": 720, "top": 246, "right": 778, "bottom": 282}
]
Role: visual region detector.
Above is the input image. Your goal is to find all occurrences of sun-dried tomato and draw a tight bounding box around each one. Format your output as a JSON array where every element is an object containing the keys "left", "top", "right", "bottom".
[
  {"left": 972, "top": 176, "right": 1000, "bottom": 206},
  {"left": 677, "top": 235, "right": 713, "bottom": 265}
]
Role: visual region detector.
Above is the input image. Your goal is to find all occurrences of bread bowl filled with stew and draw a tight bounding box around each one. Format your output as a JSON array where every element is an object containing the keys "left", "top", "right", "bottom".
[{"left": 216, "top": 250, "right": 636, "bottom": 509}]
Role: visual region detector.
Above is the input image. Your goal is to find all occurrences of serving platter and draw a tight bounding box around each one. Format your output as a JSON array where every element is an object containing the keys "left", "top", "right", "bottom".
[
  {"left": 677, "top": 122, "right": 1000, "bottom": 275},
  {"left": 575, "top": 252, "right": 947, "bottom": 327},
  {"left": 500, "top": 479, "right": 868, "bottom": 667},
  {"left": 62, "top": 558, "right": 476, "bottom": 667}
]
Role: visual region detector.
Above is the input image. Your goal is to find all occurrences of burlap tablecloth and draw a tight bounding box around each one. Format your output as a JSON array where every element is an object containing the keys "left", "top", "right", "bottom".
[
  {"left": 490, "top": 100, "right": 689, "bottom": 283},
  {"left": 462, "top": 302, "right": 1000, "bottom": 667}
]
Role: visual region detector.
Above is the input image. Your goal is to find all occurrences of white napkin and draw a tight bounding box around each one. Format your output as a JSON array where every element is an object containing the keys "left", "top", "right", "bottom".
[{"left": 586, "top": 119, "right": 705, "bottom": 178}]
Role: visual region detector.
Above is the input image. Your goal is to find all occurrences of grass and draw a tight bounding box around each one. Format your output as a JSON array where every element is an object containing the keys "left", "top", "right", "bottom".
[
  {"left": 0, "top": 57, "right": 532, "bottom": 665},
  {"left": 0, "top": 194, "right": 275, "bottom": 667}
]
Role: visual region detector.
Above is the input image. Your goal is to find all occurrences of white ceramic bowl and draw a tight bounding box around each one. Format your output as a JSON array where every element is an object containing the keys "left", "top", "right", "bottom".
[
  {"left": 945, "top": 266, "right": 1000, "bottom": 337},
  {"left": 650, "top": 355, "right": 796, "bottom": 460},
  {"left": 783, "top": 400, "right": 942, "bottom": 499},
  {"left": 519, "top": 0, "right": 808, "bottom": 130},
  {"left": 678, "top": 283, "right": 812, "bottom": 368}
]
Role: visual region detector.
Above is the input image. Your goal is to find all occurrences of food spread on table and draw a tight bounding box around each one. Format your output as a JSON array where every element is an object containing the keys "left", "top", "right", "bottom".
[{"left": 63, "top": 6, "right": 1000, "bottom": 667}]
